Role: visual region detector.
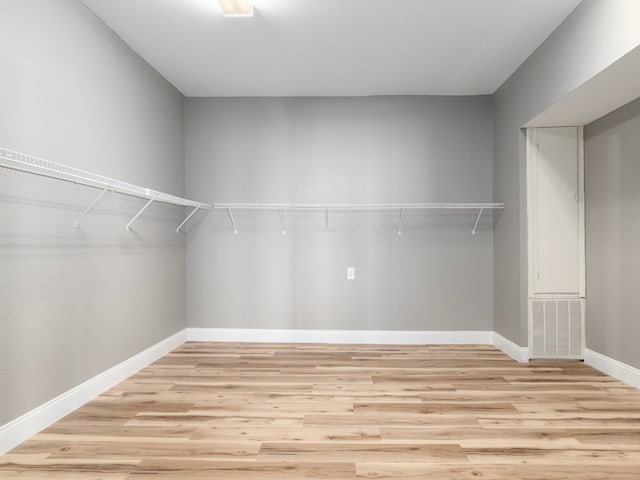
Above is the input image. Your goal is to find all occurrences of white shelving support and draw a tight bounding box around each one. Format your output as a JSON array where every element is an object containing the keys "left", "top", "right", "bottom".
[
  {"left": 176, "top": 206, "right": 202, "bottom": 233},
  {"left": 324, "top": 208, "right": 329, "bottom": 235},
  {"left": 396, "top": 208, "right": 405, "bottom": 236},
  {"left": 278, "top": 208, "right": 286, "bottom": 235},
  {"left": 226, "top": 207, "right": 238, "bottom": 235},
  {"left": 126, "top": 198, "right": 155, "bottom": 231},
  {"left": 0, "top": 147, "right": 211, "bottom": 232},
  {"left": 472, "top": 207, "right": 484, "bottom": 236},
  {"left": 74, "top": 187, "right": 110, "bottom": 228},
  {"left": 213, "top": 202, "right": 504, "bottom": 235}
]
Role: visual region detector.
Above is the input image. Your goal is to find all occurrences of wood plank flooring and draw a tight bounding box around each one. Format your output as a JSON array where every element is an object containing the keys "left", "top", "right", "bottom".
[{"left": 2, "top": 342, "right": 640, "bottom": 479}]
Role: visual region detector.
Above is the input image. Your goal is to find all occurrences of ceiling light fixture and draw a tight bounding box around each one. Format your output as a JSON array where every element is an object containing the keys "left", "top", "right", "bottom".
[{"left": 218, "top": 0, "right": 253, "bottom": 17}]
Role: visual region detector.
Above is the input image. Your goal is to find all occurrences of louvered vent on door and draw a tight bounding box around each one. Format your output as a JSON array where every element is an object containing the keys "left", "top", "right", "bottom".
[{"left": 529, "top": 299, "right": 584, "bottom": 359}]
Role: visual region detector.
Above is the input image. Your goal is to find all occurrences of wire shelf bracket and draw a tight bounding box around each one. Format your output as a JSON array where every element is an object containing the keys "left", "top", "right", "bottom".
[
  {"left": 472, "top": 207, "right": 484, "bottom": 236},
  {"left": 74, "top": 187, "right": 110, "bottom": 228},
  {"left": 126, "top": 197, "right": 155, "bottom": 231},
  {"left": 396, "top": 208, "right": 405, "bottom": 236},
  {"left": 214, "top": 202, "right": 504, "bottom": 235},
  {"left": 226, "top": 207, "right": 238, "bottom": 235},
  {"left": 176, "top": 206, "right": 204, "bottom": 233},
  {"left": 324, "top": 208, "right": 329, "bottom": 235},
  {"left": 1, "top": 147, "right": 211, "bottom": 232},
  {"left": 278, "top": 208, "right": 286, "bottom": 235}
]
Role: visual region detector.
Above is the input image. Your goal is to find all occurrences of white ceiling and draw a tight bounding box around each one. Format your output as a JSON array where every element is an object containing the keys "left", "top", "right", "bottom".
[{"left": 80, "top": 0, "right": 583, "bottom": 97}]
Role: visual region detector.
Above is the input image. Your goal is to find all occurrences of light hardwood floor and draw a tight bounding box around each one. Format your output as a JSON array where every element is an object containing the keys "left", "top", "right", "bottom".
[{"left": 2, "top": 342, "right": 640, "bottom": 479}]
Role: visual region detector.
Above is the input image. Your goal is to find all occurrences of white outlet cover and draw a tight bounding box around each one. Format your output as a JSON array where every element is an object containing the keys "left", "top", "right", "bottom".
[{"left": 347, "top": 267, "right": 355, "bottom": 280}]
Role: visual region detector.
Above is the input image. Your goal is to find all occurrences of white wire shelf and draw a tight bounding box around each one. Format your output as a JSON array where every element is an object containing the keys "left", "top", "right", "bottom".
[
  {"left": 214, "top": 202, "right": 505, "bottom": 235},
  {"left": 1, "top": 147, "right": 211, "bottom": 232},
  {"left": 214, "top": 202, "right": 504, "bottom": 210}
]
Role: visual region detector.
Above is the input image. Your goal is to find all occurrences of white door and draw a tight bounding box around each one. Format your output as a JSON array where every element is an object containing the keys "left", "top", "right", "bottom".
[{"left": 530, "top": 127, "right": 581, "bottom": 295}]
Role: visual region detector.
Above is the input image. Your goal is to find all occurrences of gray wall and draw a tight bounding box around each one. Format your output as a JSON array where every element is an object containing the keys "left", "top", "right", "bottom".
[
  {"left": 0, "top": 0, "right": 186, "bottom": 424},
  {"left": 186, "top": 96, "right": 494, "bottom": 331},
  {"left": 584, "top": 97, "right": 640, "bottom": 370},
  {"left": 493, "top": 0, "right": 640, "bottom": 346}
]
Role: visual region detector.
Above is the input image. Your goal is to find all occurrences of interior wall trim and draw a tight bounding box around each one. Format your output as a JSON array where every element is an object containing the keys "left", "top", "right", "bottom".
[
  {"left": 186, "top": 327, "right": 495, "bottom": 345},
  {"left": 0, "top": 329, "right": 187, "bottom": 455},
  {"left": 585, "top": 348, "right": 640, "bottom": 389},
  {"left": 8, "top": 328, "right": 640, "bottom": 456},
  {"left": 493, "top": 332, "right": 530, "bottom": 362}
]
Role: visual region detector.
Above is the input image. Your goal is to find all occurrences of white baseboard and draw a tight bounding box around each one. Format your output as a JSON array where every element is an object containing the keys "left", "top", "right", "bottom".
[
  {"left": 186, "top": 328, "right": 531, "bottom": 363},
  {"left": 0, "top": 326, "right": 540, "bottom": 455},
  {"left": 186, "top": 328, "right": 495, "bottom": 345},
  {"left": 585, "top": 349, "right": 640, "bottom": 389},
  {"left": 0, "top": 329, "right": 187, "bottom": 455},
  {"left": 493, "top": 332, "right": 529, "bottom": 362},
  {"left": 4, "top": 325, "right": 637, "bottom": 460}
]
